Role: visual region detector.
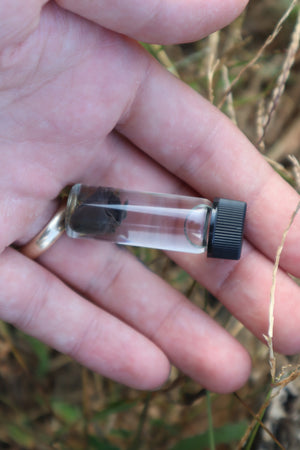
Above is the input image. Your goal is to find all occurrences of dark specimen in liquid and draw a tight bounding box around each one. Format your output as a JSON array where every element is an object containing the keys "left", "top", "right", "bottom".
[{"left": 68, "top": 187, "right": 127, "bottom": 236}]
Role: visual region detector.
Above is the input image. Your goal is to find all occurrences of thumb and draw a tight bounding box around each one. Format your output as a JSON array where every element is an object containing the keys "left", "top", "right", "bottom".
[{"left": 55, "top": 0, "right": 249, "bottom": 44}]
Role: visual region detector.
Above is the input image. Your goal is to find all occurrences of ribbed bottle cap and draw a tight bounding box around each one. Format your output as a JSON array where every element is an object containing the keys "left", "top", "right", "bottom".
[{"left": 207, "top": 198, "right": 246, "bottom": 260}]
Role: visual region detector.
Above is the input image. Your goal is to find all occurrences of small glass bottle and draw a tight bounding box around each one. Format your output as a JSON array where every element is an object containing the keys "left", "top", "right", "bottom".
[{"left": 65, "top": 184, "right": 247, "bottom": 260}]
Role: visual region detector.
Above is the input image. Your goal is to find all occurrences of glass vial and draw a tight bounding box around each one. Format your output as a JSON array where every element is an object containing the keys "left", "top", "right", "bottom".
[{"left": 65, "top": 184, "right": 247, "bottom": 259}]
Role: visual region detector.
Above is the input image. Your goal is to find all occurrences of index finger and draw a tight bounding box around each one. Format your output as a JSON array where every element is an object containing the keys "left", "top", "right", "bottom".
[{"left": 116, "top": 55, "right": 300, "bottom": 276}]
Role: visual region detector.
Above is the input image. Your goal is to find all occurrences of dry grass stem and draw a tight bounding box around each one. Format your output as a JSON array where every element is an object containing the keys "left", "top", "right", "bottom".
[
  {"left": 238, "top": 362, "right": 300, "bottom": 449},
  {"left": 264, "top": 199, "right": 300, "bottom": 381},
  {"left": 257, "top": 99, "right": 266, "bottom": 152},
  {"left": 288, "top": 154, "right": 300, "bottom": 190},
  {"left": 221, "top": 65, "right": 237, "bottom": 125},
  {"left": 269, "top": 115, "right": 300, "bottom": 160},
  {"left": 226, "top": 317, "right": 244, "bottom": 338},
  {"left": 207, "top": 31, "right": 220, "bottom": 103},
  {"left": 257, "top": 8, "right": 300, "bottom": 147},
  {"left": 218, "top": 0, "right": 298, "bottom": 110},
  {"left": 263, "top": 155, "right": 300, "bottom": 383},
  {"left": 150, "top": 44, "right": 180, "bottom": 77},
  {"left": 235, "top": 392, "right": 285, "bottom": 450},
  {"left": 273, "top": 364, "right": 300, "bottom": 388},
  {"left": 264, "top": 156, "right": 295, "bottom": 186}
]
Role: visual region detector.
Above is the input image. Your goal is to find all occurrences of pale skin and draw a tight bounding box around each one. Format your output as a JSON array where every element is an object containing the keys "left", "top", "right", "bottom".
[{"left": 1, "top": 0, "right": 300, "bottom": 393}]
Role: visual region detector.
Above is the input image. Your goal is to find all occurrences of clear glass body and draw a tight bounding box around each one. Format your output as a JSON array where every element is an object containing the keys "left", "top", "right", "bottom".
[{"left": 65, "top": 184, "right": 212, "bottom": 254}]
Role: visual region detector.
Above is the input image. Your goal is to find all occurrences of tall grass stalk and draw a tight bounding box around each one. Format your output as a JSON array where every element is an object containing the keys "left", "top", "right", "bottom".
[{"left": 206, "top": 390, "right": 215, "bottom": 450}]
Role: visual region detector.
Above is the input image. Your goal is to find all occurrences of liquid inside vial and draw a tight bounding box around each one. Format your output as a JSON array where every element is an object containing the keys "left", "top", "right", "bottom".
[{"left": 66, "top": 184, "right": 212, "bottom": 254}]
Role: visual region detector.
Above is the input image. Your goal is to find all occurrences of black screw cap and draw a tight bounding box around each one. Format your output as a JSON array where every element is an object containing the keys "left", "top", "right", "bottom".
[{"left": 207, "top": 198, "right": 247, "bottom": 260}]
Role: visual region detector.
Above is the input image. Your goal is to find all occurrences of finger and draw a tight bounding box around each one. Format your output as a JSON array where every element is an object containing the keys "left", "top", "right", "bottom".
[
  {"left": 0, "top": 247, "right": 170, "bottom": 390},
  {"left": 116, "top": 56, "right": 300, "bottom": 276},
  {"left": 169, "top": 243, "right": 300, "bottom": 355},
  {"left": 40, "top": 237, "right": 251, "bottom": 394},
  {"left": 55, "top": 0, "right": 248, "bottom": 44}
]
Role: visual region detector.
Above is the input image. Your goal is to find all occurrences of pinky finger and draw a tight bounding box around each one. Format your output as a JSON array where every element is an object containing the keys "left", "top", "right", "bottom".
[{"left": 0, "top": 248, "right": 170, "bottom": 390}]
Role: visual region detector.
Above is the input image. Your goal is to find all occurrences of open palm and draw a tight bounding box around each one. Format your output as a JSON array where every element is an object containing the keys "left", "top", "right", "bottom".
[{"left": 1, "top": 0, "right": 300, "bottom": 392}]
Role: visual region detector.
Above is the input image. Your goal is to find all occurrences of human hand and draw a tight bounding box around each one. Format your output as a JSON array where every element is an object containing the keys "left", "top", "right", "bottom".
[{"left": 1, "top": 0, "right": 300, "bottom": 393}]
